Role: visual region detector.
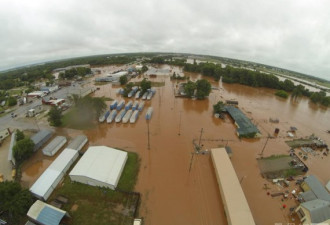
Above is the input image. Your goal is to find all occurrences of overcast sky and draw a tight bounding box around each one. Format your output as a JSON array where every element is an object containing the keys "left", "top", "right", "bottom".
[{"left": 1, "top": 0, "right": 329, "bottom": 80}]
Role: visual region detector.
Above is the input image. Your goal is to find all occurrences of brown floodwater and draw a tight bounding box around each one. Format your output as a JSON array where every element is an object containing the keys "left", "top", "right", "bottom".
[{"left": 21, "top": 65, "right": 330, "bottom": 225}]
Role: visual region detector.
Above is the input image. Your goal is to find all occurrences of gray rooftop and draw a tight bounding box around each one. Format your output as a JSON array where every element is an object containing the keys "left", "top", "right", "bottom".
[
  {"left": 304, "top": 175, "right": 330, "bottom": 202},
  {"left": 42, "top": 136, "right": 67, "bottom": 155},
  {"left": 301, "top": 199, "right": 330, "bottom": 224},
  {"left": 31, "top": 130, "right": 53, "bottom": 145},
  {"left": 300, "top": 190, "right": 317, "bottom": 202},
  {"left": 67, "top": 135, "right": 88, "bottom": 151}
]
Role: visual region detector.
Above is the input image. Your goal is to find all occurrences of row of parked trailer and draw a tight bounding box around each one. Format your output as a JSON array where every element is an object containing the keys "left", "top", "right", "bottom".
[
  {"left": 99, "top": 100, "right": 153, "bottom": 124},
  {"left": 117, "top": 87, "right": 156, "bottom": 100}
]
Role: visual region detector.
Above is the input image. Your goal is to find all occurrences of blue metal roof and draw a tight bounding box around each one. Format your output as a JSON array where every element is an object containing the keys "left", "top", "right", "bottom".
[{"left": 36, "top": 206, "right": 65, "bottom": 225}]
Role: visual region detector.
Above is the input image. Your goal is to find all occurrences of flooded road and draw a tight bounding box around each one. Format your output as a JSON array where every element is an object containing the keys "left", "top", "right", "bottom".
[{"left": 21, "top": 65, "right": 330, "bottom": 225}]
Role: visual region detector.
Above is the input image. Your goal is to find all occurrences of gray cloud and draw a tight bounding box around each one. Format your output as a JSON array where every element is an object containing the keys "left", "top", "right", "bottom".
[{"left": 0, "top": 0, "right": 329, "bottom": 80}]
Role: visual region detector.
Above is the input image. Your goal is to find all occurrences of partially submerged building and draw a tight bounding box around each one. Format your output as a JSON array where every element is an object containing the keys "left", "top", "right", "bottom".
[
  {"left": 42, "top": 136, "right": 67, "bottom": 156},
  {"left": 69, "top": 146, "right": 128, "bottom": 190},
  {"left": 210, "top": 148, "right": 255, "bottom": 225},
  {"left": 27, "top": 200, "right": 68, "bottom": 225},
  {"left": 31, "top": 130, "right": 53, "bottom": 152},
  {"left": 296, "top": 175, "right": 330, "bottom": 225},
  {"left": 224, "top": 106, "right": 260, "bottom": 138},
  {"left": 95, "top": 71, "right": 128, "bottom": 82},
  {"left": 30, "top": 148, "right": 79, "bottom": 201},
  {"left": 67, "top": 135, "right": 88, "bottom": 151}
]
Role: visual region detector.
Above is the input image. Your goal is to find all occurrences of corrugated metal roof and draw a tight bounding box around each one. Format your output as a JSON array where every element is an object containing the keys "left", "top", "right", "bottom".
[
  {"left": 304, "top": 175, "right": 330, "bottom": 202},
  {"left": 49, "top": 148, "right": 78, "bottom": 172},
  {"left": 29, "top": 169, "right": 62, "bottom": 199},
  {"left": 301, "top": 199, "right": 330, "bottom": 223},
  {"left": 300, "top": 190, "right": 318, "bottom": 202},
  {"left": 224, "top": 106, "right": 259, "bottom": 137},
  {"left": 42, "top": 136, "right": 67, "bottom": 156},
  {"left": 67, "top": 135, "right": 88, "bottom": 151},
  {"left": 27, "top": 200, "right": 66, "bottom": 225},
  {"left": 31, "top": 130, "right": 53, "bottom": 145},
  {"left": 69, "top": 146, "right": 127, "bottom": 188}
]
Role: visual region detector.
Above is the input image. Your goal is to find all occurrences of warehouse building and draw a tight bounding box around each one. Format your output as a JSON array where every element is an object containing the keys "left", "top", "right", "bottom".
[
  {"left": 31, "top": 130, "right": 53, "bottom": 152},
  {"left": 95, "top": 71, "right": 128, "bottom": 82},
  {"left": 67, "top": 135, "right": 88, "bottom": 151},
  {"left": 42, "top": 136, "right": 67, "bottom": 156},
  {"left": 8, "top": 131, "right": 16, "bottom": 166},
  {"left": 224, "top": 106, "right": 260, "bottom": 138},
  {"left": 211, "top": 148, "right": 255, "bottom": 225},
  {"left": 30, "top": 148, "right": 79, "bottom": 201},
  {"left": 27, "top": 200, "right": 68, "bottom": 225},
  {"left": 69, "top": 146, "right": 127, "bottom": 190}
]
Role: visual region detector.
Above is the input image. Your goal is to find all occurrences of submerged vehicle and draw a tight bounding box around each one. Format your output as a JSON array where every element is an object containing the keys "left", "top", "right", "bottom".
[
  {"left": 115, "top": 109, "right": 126, "bottom": 123},
  {"left": 145, "top": 107, "right": 153, "bottom": 120},
  {"left": 132, "top": 101, "right": 139, "bottom": 110},
  {"left": 110, "top": 100, "right": 118, "bottom": 110},
  {"left": 142, "top": 92, "right": 148, "bottom": 100},
  {"left": 107, "top": 110, "right": 117, "bottom": 123},
  {"left": 122, "top": 110, "right": 133, "bottom": 123},
  {"left": 117, "top": 100, "right": 125, "bottom": 110},
  {"left": 130, "top": 110, "right": 139, "bottom": 123},
  {"left": 138, "top": 101, "right": 145, "bottom": 111},
  {"left": 125, "top": 100, "right": 133, "bottom": 110},
  {"left": 99, "top": 110, "right": 110, "bottom": 123}
]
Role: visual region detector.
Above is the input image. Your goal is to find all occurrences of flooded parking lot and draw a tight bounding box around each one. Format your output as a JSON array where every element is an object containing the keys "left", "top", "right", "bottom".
[{"left": 20, "top": 65, "right": 330, "bottom": 225}]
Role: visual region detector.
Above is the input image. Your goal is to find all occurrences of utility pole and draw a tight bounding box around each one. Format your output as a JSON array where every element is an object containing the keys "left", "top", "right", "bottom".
[
  {"left": 259, "top": 134, "right": 270, "bottom": 156},
  {"left": 189, "top": 152, "right": 195, "bottom": 172},
  {"left": 198, "top": 128, "right": 204, "bottom": 148},
  {"left": 178, "top": 111, "right": 182, "bottom": 136},
  {"left": 147, "top": 121, "right": 150, "bottom": 150}
]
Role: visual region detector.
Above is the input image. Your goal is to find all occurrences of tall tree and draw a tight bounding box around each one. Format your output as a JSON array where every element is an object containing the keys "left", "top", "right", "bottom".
[
  {"left": 13, "top": 138, "right": 35, "bottom": 165},
  {"left": 184, "top": 81, "right": 197, "bottom": 97},
  {"left": 140, "top": 78, "right": 151, "bottom": 93},
  {"left": 48, "top": 106, "right": 62, "bottom": 126},
  {"left": 16, "top": 129, "right": 25, "bottom": 142},
  {"left": 196, "top": 79, "right": 211, "bottom": 99}
]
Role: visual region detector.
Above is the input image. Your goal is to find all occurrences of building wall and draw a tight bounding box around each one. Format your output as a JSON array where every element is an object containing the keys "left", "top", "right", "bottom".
[{"left": 69, "top": 175, "right": 115, "bottom": 190}]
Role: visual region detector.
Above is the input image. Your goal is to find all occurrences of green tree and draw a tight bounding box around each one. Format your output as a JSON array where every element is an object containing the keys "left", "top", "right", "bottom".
[
  {"left": 140, "top": 78, "right": 151, "bottom": 93},
  {"left": 16, "top": 129, "right": 25, "bottom": 142},
  {"left": 0, "top": 181, "right": 33, "bottom": 224},
  {"left": 213, "top": 101, "right": 225, "bottom": 114},
  {"left": 196, "top": 79, "right": 211, "bottom": 99},
  {"left": 275, "top": 90, "right": 289, "bottom": 99},
  {"left": 291, "top": 86, "right": 303, "bottom": 102},
  {"left": 184, "top": 81, "right": 197, "bottom": 97},
  {"left": 48, "top": 106, "right": 62, "bottom": 126},
  {"left": 119, "top": 75, "right": 128, "bottom": 85},
  {"left": 13, "top": 138, "right": 35, "bottom": 165},
  {"left": 142, "top": 65, "right": 148, "bottom": 72},
  {"left": 7, "top": 97, "right": 17, "bottom": 106}
]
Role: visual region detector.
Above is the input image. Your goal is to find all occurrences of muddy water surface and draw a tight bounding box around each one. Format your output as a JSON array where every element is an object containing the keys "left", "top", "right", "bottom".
[{"left": 21, "top": 65, "right": 330, "bottom": 225}]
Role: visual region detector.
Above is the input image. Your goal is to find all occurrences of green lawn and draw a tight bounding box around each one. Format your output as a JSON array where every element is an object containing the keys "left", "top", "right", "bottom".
[{"left": 51, "top": 152, "right": 140, "bottom": 225}]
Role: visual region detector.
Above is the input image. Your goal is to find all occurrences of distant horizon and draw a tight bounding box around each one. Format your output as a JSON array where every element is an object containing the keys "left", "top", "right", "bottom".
[{"left": 1, "top": 52, "right": 329, "bottom": 82}]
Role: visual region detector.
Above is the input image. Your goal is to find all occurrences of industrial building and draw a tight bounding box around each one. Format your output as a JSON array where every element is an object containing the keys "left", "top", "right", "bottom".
[
  {"left": 42, "top": 136, "right": 67, "bottom": 156},
  {"left": 67, "top": 135, "right": 88, "bottom": 151},
  {"left": 40, "top": 85, "right": 59, "bottom": 93},
  {"left": 210, "top": 148, "right": 255, "bottom": 225},
  {"left": 296, "top": 175, "right": 330, "bottom": 225},
  {"left": 31, "top": 130, "right": 53, "bottom": 152},
  {"left": 27, "top": 200, "right": 68, "bottom": 225},
  {"left": 30, "top": 148, "right": 79, "bottom": 200},
  {"left": 95, "top": 71, "right": 128, "bottom": 82},
  {"left": 8, "top": 131, "right": 16, "bottom": 166},
  {"left": 224, "top": 106, "right": 260, "bottom": 138},
  {"left": 69, "top": 146, "right": 128, "bottom": 190},
  {"left": 27, "top": 91, "right": 46, "bottom": 98}
]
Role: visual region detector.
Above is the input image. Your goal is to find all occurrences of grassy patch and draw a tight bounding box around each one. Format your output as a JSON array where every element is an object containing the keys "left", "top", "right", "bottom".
[
  {"left": 101, "top": 96, "right": 113, "bottom": 101},
  {"left": 94, "top": 82, "right": 109, "bottom": 86},
  {"left": 117, "top": 152, "right": 140, "bottom": 191},
  {"left": 263, "top": 154, "right": 290, "bottom": 160},
  {"left": 50, "top": 152, "right": 140, "bottom": 225}
]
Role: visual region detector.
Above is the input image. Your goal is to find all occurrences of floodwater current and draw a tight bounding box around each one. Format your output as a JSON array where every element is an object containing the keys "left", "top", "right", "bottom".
[{"left": 20, "top": 65, "right": 330, "bottom": 225}]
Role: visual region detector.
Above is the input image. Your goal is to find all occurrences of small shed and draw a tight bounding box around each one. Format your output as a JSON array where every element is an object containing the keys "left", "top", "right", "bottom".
[
  {"left": 8, "top": 132, "right": 16, "bottom": 166},
  {"left": 67, "top": 135, "right": 88, "bottom": 151},
  {"left": 31, "top": 130, "right": 53, "bottom": 152},
  {"left": 42, "top": 136, "right": 67, "bottom": 156},
  {"left": 27, "top": 200, "right": 67, "bottom": 225}
]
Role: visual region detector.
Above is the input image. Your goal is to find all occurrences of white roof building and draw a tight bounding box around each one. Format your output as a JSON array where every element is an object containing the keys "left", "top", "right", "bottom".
[
  {"left": 30, "top": 148, "right": 79, "bottom": 201},
  {"left": 42, "top": 136, "right": 67, "bottom": 156},
  {"left": 69, "top": 146, "right": 128, "bottom": 190}
]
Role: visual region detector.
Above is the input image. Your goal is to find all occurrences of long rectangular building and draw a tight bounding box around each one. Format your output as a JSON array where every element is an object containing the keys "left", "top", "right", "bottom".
[{"left": 211, "top": 148, "right": 255, "bottom": 225}]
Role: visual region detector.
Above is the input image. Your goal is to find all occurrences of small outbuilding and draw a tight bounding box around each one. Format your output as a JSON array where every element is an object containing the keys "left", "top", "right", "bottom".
[
  {"left": 31, "top": 130, "right": 53, "bottom": 152},
  {"left": 69, "top": 146, "right": 128, "bottom": 190},
  {"left": 67, "top": 135, "right": 88, "bottom": 151},
  {"left": 42, "top": 136, "right": 67, "bottom": 156},
  {"left": 27, "top": 200, "right": 68, "bottom": 225},
  {"left": 30, "top": 148, "right": 79, "bottom": 201}
]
